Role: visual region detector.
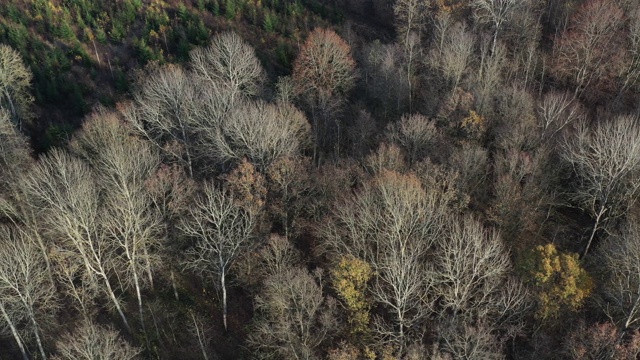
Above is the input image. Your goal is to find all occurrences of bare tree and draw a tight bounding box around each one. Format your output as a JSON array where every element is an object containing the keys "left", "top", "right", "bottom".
[
  {"left": 188, "top": 310, "right": 213, "bottom": 360},
  {"left": 21, "top": 149, "right": 130, "bottom": 330},
  {"left": 617, "top": 7, "right": 640, "bottom": 99},
  {"left": 293, "top": 28, "right": 356, "bottom": 105},
  {"left": 393, "top": 0, "right": 429, "bottom": 47},
  {"left": 0, "top": 108, "right": 30, "bottom": 180},
  {"left": 71, "top": 111, "right": 164, "bottom": 337},
  {"left": 248, "top": 266, "right": 337, "bottom": 360},
  {"left": 448, "top": 142, "right": 489, "bottom": 204},
  {"left": 537, "top": 91, "right": 585, "bottom": 143},
  {"left": 475, "top": 39, "right": 506, "bottom": 114},
  {"left": 438, "top": 321, "right": 506, "bottom": 360},
  {"left": 563, "top": 321, "right": 640, "bottom": 360},
  {"left": 52, "top": 321, "right": 140, "bottom": 360},
  {"left": 432, "top": 216, "right": 511, "bottom": 319},
  {"left": 180, "top": 183, "right": 255, "bottom": 332},
  {"left": 393, "top": 0, "right": 427, "bottom": 111},
  {"left": 0, "top": 110, "right": 51, "bottom": 281},
  {"left": 0, "top": 44, "right": 33, "bottom": 128},
  {"left": 205, "top": 100, "right": 311, "bottom": 170},
  {"left": 0, "top": 227, "right": 57, "bottom": 360},
  {"left": 266, "top": 156, "right": 313, "bottom": 239},
  {"left": 321, "top": 170, "right": 446, "bottom": 352},
  {"left": 189, "top": 31, "right": 265, "bottom": 102},
  {"left": 386, "top": 113, "right": 439, "bottom": 166},
  {"left": 292, "top": 28, "right": 356, "bottom": 160},
  {"left": 552, "top": 0, "right": 625, "bottom": 97},
  {"left": 257, "top": 234, "right": 301, "bottom": 278},
  {"left": 472, "top": 0, "right": 523, "bottom": 54},
  {"left": 431, "top": 217, "right": 530, "bottom": 358},
  {"left": 429, "top": 21, "right": 476, "bottom": 91},
  {"left": 129, "top": 65, "right": 200, "bottom": 176},
  {"left": 361, "top": 41, "right": 410, "bottom": 116},
  {"left": 598, "top": 221, "right": 640, "bottom": 330},
  {"left": 562, "top": 115, "right": 640, "bottom": 257}
]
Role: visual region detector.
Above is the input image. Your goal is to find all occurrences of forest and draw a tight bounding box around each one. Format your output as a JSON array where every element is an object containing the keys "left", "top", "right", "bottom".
[{"left": 1, "top": 0, "right": 640, "bottom": 359}]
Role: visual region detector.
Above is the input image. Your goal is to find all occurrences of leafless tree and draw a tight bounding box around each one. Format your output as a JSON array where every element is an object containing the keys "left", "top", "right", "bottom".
[
  {"left": 292, "top": 28, "right": 356, "bottom": 160},
  {"left": 21, "top": 149, "right": 130, "bottom": 330},
  {"left": 52, "top": 320, "right": 140, "bottom": 360},
  {"left": 180, "top": 183, "right": 255, "bottom": 332},
  {"left": 537, "top": 91, "right": 585, "bottom": 143},
  {"left": 266, "top": 156, "right": 313, "bottom": 239},
  {"left": 563, "top": 321, "right": 640, "bottom": 360},
  {"left": 552, "top": 0, "right": 625, "bottom": 97},
  {"left": 188, "top": 310, "right": 212, "bottom": 360},
  {"left": 0, "top": 108, "right": 30, "bottom": 180},
  {"left": 190, "top": 31, "right": 265, "bottom": 103},
  {"left": 256, "top": 234, "right": 301, "bottom": 278},
  {"left": 438, "top": 320, "right": 506, "bottom": 360},
  {"left": 432, "top": 216, "right": 511, "bottom": 319},
  {"left": 364, "top": 142, "right": 408, "bottom": 176},
  {"left": 361, "top": 41, "right": 410, "bottom": 116},
  {"left": 0, "top": 227, "right": 57, "bottom": 360},
  {"left": 431, "top": 217, "right": 530, "bottom": 358},
  {"left": 393, "top": 0, "right": 429, "bottom": 47},
  {"left": 275, "top": 76, "right": 296, "bottom": 104},
  {"left": 388, "top": 7, "right": 423, "bottom": 111},
  {"left": 0, "top": 44, "right": 33, "bottom": 129},
  {"left": 204, "top": 100, "right": 311, "bottom": 170},
  {"left": 472, "top": 0, "right": 524, "bottom": 54},
  {"left": 475, "top": 39, "right": 506, "bottom": 114},
  {"left": 248, "top": 266, "right": 337, "bottom": 360},
  {"left": 321, "top": 170, "right": 446, "bottom": 352},
  {"left": 293, "top": 28, "right": 356, "bottom": 105},
  {"left": 129, "top": 65, "right": 200, "bottom": 176},
  {"left": 401, "top": 33, "right": 421, "bottom": 112},
  {"left": 0, "top": 110, "right": 49, "bottom": 279},
  {"left": 71, "top": 111, "right": 164, "bottom": 336},
  {"left": 50, "top": 246, "right": 94, "bottom": 321},
  {"left": 448, "top": 142, "right": 489, "bottom": 203},
  {"left": 489, "top": 144, "right": 553, "bottom": 244},
  {"left": 429, "top": 21, "right": 476, "bottom": 91},
  {"left": 386, "top": 113, "right": 439, "bottom": 166},
  {"left": 432, "top": 11, "right": 452, "bottom": 59},
  {"left": 617, "top": 7, "right": 640, "bottom": 98},
  {"left": 562, "top": 115, "right": 640, "bottom": 257},
  {"left": 597, "top": 221, "right": 640, "bottom": 330}
]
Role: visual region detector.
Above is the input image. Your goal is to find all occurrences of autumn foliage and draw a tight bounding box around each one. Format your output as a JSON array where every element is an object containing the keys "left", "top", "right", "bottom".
[
  {"left": 518, "top": 244, "right": 593, "bottom": 320},
  {"left": 4, "top": 0, "right": 640, "bottom": 358}
]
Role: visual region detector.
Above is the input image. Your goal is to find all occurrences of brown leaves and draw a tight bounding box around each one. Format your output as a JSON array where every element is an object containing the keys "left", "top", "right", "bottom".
[
  {"left": 551, "top": 0, "right": 625, "bottom": 98},
  {"left": 292, "top": 28, "right": 356, "bottom": 102}
]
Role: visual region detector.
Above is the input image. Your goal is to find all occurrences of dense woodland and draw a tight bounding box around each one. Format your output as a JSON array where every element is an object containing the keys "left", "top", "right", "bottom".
[{"left": 1, "top": 0, "right": 640, "bottom": 359}]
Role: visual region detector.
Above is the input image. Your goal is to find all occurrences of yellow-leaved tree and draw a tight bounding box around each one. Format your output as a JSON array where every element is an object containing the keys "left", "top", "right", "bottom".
[
  {"left": 332, "top": 255, "right": 373, "bottom": 340},
  {"left": 518, "top": 243, "right": 593, "bottom": 320}
]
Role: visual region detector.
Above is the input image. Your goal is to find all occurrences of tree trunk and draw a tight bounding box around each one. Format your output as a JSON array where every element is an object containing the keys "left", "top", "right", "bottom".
[
  {"left": 30, "top": 315, "right": 47, "bottom": 360},
  {"left": 583, "top": 205, "right": 606, "bottom": 258},
  {"left": 143, "top": 245, "right": 154, "bottom": 290},
  {"left": 103, "top": 274, "right": 130, "bottom": 332},
  {"left": 624, "top": 293, "right": 640, "bottom": 329},
  {"left": 192, "top": 312, "right": 209, "bottom": 360},
  {"left": 1, "top": 304, "right": 28, "bottom": 360},
  {"left": 171, "top": 270, "right": 179, "bottom": 301},
  {"left": 91, "top": 39, "right": 100, "bottom": 67},
  {"left": 221, "top": 271, "right": 228, "bottom": 332},
  {"left": 133, "top": 270, "right": 147, "bottom": 340},
  {"left": 178, "top": 120, "right": 194, "bottom": 177}
]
